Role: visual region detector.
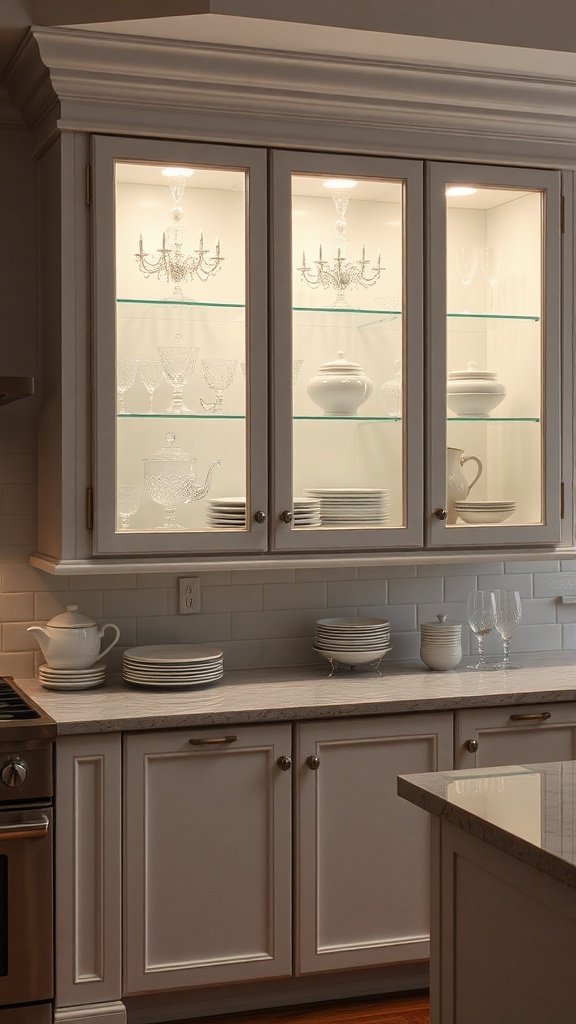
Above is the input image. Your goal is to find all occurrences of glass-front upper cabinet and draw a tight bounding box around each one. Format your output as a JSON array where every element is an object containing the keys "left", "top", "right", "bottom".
[
  {"left": 91, "top": 137, "right": 268, "bottom": 555},
  {"left": 270, "top": 151, "right": 424, "bottom": 552},
  {"left": 427, "top": 162, "right": 562, "bottom": 548}
]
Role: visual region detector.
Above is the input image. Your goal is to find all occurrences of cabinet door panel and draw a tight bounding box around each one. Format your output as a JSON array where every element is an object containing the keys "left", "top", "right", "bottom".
[
  {"left": 124, "top": 724, "right": 292, "bottom": 993},
  {"left": 295, "top": 713, "right": 453, "bottom": 973},
  {"left": 455, "top": 703, "right": 576, "bottom": 769}
]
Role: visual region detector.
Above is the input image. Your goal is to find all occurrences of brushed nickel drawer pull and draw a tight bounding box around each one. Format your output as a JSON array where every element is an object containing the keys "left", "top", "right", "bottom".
[
  {"left": 189, "top": 735, "right": 238, "bottom": 745},
  {"left": 509, "top": 712, "right": 552, "bottom": 722}
]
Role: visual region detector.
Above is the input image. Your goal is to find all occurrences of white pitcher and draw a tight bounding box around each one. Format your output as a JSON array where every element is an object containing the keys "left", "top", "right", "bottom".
[{"left": 446, "top": 447, "right": 483, "bottom": 524}]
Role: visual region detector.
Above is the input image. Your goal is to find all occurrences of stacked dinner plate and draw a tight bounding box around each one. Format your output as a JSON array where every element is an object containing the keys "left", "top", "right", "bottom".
[
  {"left": 123, "top": 644, "right": 223, "bottom": 688},
  {"left": 39, "top": 662, "right": 106, "bottom": 691},
  {"left": 206, "top": 497, "right": 246, "bottom": 529},
  {"left": 293, "top": 497, "right": 321, "bottom": 527},
  {"left": 455, "top": 500, "right": 516, "bottom": 525},
  {"left": 314, "top": 617, "right": 392, "bottom": 667},
  {"left": 303, "top": 487, "right": 391, "bottom": 526}
]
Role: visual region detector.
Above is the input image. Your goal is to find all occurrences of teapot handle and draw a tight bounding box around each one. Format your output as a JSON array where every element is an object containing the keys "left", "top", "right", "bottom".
[
  {"left": 95, "top": 623, "right": 121, "bottom": 662},
  {"left": 461, "top": 455, "right": 483, "bottom": 493}
]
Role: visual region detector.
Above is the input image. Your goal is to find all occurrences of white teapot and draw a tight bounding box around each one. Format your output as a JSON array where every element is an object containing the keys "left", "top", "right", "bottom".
[{"left": 28, "top": 604, "right": 120, "bottom": 670}]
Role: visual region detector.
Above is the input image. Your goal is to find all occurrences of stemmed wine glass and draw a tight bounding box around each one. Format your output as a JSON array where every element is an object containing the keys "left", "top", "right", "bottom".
[
  {"left": 138, "top": 360, "right": 164, "bottom": 414},
  {"left": 158, "top": 345, "right": 199, "bottom": 414},
  {"left": 454, "top": 247, "right": 478, "bottom": 313},
  {"left": 494, "top": 590, "right": 522, "bottom": 669},
  {"left": 479, "top": 246, "right": 503, "bottom": 313},
  {"left": 466, "top": 591, "right": 497, "bottom": 670},
  {"left": 117, "top": 484, "right": 141, "bottom": 529},
  {"left": 200, "top": 358, "right": 237, "bottom": 414},
  {"left": 117, "top": 359, "right": 138, "bottom": 413}
]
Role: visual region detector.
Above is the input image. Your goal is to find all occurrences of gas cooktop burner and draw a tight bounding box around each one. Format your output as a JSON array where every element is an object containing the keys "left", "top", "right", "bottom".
[
  {"left": 0, "top": 679, "right": 41, "bottom": 720},
  {"left": 0, "top": 677, "right": 56, "bottom": 738}
]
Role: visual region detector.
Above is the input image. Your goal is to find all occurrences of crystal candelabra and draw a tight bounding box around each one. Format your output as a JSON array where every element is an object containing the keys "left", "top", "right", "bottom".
[
  {"left": 298, "top": 185, "right": 382, "bottom": 307},
  {"left": 135, "top": 168, "right": 224, "bottom": 301}
]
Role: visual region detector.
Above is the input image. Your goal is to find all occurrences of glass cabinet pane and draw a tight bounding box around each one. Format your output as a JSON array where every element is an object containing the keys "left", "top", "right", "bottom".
[
  {"left": 271, "top": 152, "right": 423, "bottom": 552},
  {"left": 92, "top": 139, "right": 268, "bottom": 556},
  {"left": 429, "top": 163, "right": 561, "bottom": 547}
]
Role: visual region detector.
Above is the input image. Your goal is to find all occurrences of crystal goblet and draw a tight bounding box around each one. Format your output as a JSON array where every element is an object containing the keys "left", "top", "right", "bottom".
[
  {"left": 200, "top": 358, "right": 237, "bottom": 414},
  {"left": 494, "top": 589, "right": 522, "bottom": 669},
  {"left": 454, "top": 247, "right": 478, "bottom": 313},
  {"left": 117, "top": 359, "right": 138, "bottom": 413},
  {"left": 466, "top": 591, "right": 497, "bottom": 670},
  {"left": 158, "top": 346, "right": 199, "bottom": 414},
  {"left": 117, "top": 485, "right": 141, "bottom": 530},
  {"left": 138, "top": 360, "right": 164, "bottom": 414},
  {"left": 293, "top": 359, "right": 304, "bottom": 385},
  {"left": 479, "top": 246, "right": 503, "bottom": 313}
]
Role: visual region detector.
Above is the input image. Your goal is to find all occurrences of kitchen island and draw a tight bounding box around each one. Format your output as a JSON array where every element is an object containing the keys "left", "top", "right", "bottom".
[{"left": 398, "top": 759, "right": 576, "bottom": 1024}]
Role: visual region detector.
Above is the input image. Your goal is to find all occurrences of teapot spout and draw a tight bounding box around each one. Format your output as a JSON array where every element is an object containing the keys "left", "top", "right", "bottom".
[
  {"left": 186, "top": 459, "right": 221, "bottom": 503},
  {"left": 27, "top": 625, "right": 50, "bottom": 654}
]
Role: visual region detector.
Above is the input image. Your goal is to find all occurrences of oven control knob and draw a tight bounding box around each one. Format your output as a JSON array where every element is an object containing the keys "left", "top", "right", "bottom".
[{"left": 1, "top": 759, "right": 27, "bottom": 788}]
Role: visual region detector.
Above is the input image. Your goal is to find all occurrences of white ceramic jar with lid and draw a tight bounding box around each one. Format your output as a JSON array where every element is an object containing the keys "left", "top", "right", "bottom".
[
  {"left": 307, "top": 350, "right": 373, "bottom": 416},
  {"left": 420, "top": 614, "right": 462, "bottom": 671},
  {"left": 447, "top": 361, "right": 506, "bottom": 417}
]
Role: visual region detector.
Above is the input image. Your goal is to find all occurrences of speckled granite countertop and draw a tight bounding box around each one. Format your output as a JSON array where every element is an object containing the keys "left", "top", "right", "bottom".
[
  {"left": 398, "top": 759, "right": 576, "bottom": 889},
  {"left": 14, "top": 651, "right": 576, "bottom": 735}
]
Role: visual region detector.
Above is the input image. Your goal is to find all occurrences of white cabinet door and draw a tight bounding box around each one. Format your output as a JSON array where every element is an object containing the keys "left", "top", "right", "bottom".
[
  {"left": 294, "top": 712, "right": 453, "bottom": 974},
  {"left": 123, "top": 723, "right": 292, "bottom": 993},
  {"left": 455, "top": 702, "right": 576, "bottom": 769}
]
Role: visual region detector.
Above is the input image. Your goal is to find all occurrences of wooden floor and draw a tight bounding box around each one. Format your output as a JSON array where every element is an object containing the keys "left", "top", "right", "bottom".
[{"left": 171, "top": 991, "right": 430, "bottom": 1024}]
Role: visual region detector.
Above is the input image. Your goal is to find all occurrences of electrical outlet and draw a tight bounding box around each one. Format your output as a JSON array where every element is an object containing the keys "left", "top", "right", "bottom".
[{"left": 178, "top": 577, "right": 201, "bottom": 614}]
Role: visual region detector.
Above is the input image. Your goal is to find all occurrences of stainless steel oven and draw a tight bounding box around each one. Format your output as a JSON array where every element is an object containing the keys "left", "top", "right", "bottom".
[{"left": 0, "top": 676, "right": 55, "bottom": 1024}]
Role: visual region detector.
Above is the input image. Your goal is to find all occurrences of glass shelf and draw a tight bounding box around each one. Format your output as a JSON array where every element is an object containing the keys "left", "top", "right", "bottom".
[
  {"left": 447, "top": 416, "right": 539, "bottom": 423},
  {"left": 117, "top": 298, "right": 245, "bottom": 323},
  {"left": 294, "top": 414, "right": 401, "bottom": 422},
  {"left": 293, "top": 306, "right": 402, "bottom": 329},
  {"left": 446, "top": 312, "right": 539, "bottom": 332}
]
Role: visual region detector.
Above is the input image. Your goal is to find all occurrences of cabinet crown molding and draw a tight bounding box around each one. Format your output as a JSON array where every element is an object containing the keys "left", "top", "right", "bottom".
[{"left": 7, "top": 26, "right": 576, "bottom": 164}]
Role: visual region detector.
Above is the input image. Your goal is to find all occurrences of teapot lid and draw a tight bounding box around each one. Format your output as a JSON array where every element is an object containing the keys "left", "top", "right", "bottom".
[
  {"left": 46, "top": 604, "right": 96, "bottom": 629},
  {"left": 144, "top": 431, "right": 193, "bottom": 463}
]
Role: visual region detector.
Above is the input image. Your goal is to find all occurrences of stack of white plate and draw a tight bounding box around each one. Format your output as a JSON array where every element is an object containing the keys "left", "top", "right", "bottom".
[
  {"left": 123, "top": 644, "right": 223, "bottom": 688},
  {"left": 206, "top": 497, "right": 246, "bottom": 529},
  {"left": 39, "top": 663, "right": 106, "bottom": 691},
  {"left": 455, "top": 500, "right": 516, "bottom": 525},
  {"left": 293, "top": 497, "right": 321, "bottom": 527},
  {"left": 303, "top": 487, "right": 391, "bottom": 526},
  {"left": 314, "top": 617, "right": 392, "bottom": 666}
]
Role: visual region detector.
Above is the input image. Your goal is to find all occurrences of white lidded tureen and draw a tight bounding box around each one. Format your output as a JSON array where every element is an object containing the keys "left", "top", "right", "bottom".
[
  {"left": 447, "top": 361, "right": 506, "bottom": 417},
  {"left": 307, "top": 350, "right": 373, "bottom": 416},
  {"left": 28, "top": 604, "right": 121, "bottom": 670}
]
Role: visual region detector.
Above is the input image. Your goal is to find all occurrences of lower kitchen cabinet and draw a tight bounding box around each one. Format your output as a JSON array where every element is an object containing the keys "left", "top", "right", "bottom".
[
  {"left": 123, "top": 723, "right": 293, "bottom": 994},
  {"left": 455, "top": 702, "right": 576, "bottom": 769},
  {"left": 295, "top": 713, "right": 454, "bottom": 974}
]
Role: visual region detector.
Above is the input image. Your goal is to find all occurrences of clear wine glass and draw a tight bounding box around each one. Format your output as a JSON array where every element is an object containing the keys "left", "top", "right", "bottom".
[
  {"left": 479, "top": 246, "right": 503, "bottom": 313},
  {"left": 138, "top": 360, "right": 163, "bottom": 414},
  {"left": 494, "top": 590, "right": 522, "bottom": 669},
  {"left": 466, "top": 591, "right": 497, "bottom": 670},
  {"left": 117, "top": 358, "right": 138, "bottom": 413},
  {"left": 117, "top": 484, "right": 141, "bottom": 529},
  {"left": 200, "top": 358, "right": 237, "bottom": 414},
  {"left": 293, "top": 359, "right": 304, "bottom": 385},
  {"left": 158, "top": 345, "right": 199, "bottom": 414},
  {"left": 454, "top": 247, "right": 478, "bottom": 313}
]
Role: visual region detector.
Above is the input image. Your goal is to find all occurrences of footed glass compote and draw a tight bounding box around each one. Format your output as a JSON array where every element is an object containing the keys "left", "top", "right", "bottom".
[
  {"left": 158, "top": 346, "right": 199, "bottom": 414},
  {"left": 117, "top": 359, "right": 138, "bottom": 413},
  {"left": 494, "top": 589, "right": 522, "bottom": 669},
  {"left": 200, "top": 358, "right": 237, "bottom": 414},
  {"left": 454, "top": 247, "right": 478, "bottom": 313},
  {"left": 138, "top": 360, "right": 164, "bottom": 414},
  {"left": 466, "top": 591, "right": 497, "bottom": 670},
  {"left": 117, "top": 485, "right": 141, "bottom": 529}
]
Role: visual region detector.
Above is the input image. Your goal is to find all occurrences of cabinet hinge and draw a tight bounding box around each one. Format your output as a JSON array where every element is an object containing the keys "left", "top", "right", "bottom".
[
  {"left": 561, "top": 194, "right": 565, "bottom": 233},
  {"left": 85, "top": 165, "right": 91, "bottom": 207},
  {"left": 561, "top": 481, "right": 565, "bottom": 519},
  {"left": 86, "top": 487, "right": 94, "bottom": 530}
]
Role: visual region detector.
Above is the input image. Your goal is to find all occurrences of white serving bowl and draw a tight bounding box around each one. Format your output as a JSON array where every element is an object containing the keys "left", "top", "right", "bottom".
[
  {"left": 456, "top": 506, "right": 515, "bottom": 524},
  {"left": 446, "top": 391, "right": 505, "bottom": 417},
  {"left": 420, "top": 644, "right": 462, "bottom": 670},
  {"left": 314, "top": 647, "right": 392, "bottom": 666}
]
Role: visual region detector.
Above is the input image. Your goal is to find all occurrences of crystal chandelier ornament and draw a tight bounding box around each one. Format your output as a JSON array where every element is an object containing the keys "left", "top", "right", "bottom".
[
  {"left": 298, "top": 180, "right": 383, "bottom": 307},
  {"left": 135, "top": 168, "right": 224, "bottom": 301}
]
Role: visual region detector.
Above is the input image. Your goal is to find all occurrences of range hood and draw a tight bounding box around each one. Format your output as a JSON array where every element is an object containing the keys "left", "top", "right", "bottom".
[{"left": 0, "top": 376, "right": 34, "bottom": 406}]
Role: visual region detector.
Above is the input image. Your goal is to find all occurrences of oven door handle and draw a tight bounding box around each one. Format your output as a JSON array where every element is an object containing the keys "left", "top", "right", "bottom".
[{"left": 0, "top": 814, "right": 49, "bottom": 840}]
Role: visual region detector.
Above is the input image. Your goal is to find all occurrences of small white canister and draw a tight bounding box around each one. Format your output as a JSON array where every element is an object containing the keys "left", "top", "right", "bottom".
[{"left": 420, "top": 614, "right": 462, "bottom": 671}]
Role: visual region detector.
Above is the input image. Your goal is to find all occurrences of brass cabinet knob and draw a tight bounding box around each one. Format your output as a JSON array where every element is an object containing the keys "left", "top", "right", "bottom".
[
  {"left": 464, "top": 739, "right": 479, "bottom": 753},
  {"left": 434, "top": 508, "right": 448, "bottom": 521},
  {"left": 280, "top": 510, "right": 293, "bottom": 524},
  {"left": 277, "top": 755, "right": 292, "bottom": 771},
  {"left": 306, "top": 755, "right": 320, "bottom": 770},
  {"left": 253, "top": 510, "right": 266, "bottom": 524}
]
